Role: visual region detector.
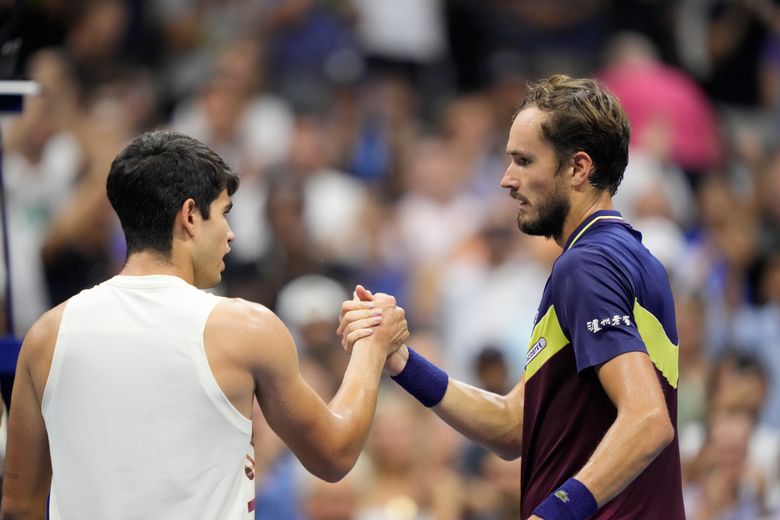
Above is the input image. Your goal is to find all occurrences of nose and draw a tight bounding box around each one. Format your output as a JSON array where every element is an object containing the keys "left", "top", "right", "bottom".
[
  {"left": 227, "top": 225, "right": 236, "bottom": 243},
  {"left": 500, "top": 165, "right": 518, "bottom": 190}
]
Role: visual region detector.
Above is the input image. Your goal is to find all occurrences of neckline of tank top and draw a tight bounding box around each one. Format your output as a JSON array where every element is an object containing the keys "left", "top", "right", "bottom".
[{"left": 105, "top": 274, "right": 192, "bottom": 288}]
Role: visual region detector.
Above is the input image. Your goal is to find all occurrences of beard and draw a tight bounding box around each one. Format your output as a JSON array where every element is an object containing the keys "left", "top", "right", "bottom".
[{"left": 516, "top": 180, "right": 570, "bottom": 241}]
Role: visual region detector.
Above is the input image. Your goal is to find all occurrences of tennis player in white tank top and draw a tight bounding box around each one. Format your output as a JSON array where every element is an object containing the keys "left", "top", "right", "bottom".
[{"left": 2, "top": 131, "right": 409, "bottom": 519}]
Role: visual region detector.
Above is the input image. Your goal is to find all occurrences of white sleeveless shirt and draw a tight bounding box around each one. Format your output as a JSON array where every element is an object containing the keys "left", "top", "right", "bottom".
[{"left": 41, "top": 275, "right": 255, "bottom": 519}]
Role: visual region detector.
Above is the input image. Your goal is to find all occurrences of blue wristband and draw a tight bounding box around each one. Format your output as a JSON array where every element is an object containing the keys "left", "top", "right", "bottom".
[
  {"left": 532, "top": 478, "right": 597, "bottom": 520},
  {"left": 390, "top": 347, "right": 448, "bottom": 407}
]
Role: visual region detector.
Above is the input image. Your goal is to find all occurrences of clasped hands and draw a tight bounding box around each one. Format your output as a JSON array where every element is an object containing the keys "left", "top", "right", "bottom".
[{"left": 336, "top": 285, "right": 410, "bottom": 375}]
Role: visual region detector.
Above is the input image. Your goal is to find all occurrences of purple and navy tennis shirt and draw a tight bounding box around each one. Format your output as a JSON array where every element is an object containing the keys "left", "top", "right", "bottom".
[{"left": 521, "top": 210, "right": 685, "bottom": 519}]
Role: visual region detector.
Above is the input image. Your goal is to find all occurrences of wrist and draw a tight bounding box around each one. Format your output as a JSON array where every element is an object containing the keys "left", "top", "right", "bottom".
[
  {"left": 390, "top": 346, "right": 448, "bottom": 408},
  {"left": 384, "top": 344, "right": 410, "bottom": 376},
  {"left": 533, "top": 478, "right": 597, "bottom": 520}
]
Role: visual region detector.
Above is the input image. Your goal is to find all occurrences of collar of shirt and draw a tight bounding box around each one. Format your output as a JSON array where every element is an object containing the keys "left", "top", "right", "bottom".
[{"left": 563, "top": 209, "right": 625, "bottom": 251}]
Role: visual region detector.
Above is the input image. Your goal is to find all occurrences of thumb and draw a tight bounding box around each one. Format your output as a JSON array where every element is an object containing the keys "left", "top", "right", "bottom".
[{"left": 354, "top": 284, "right": 374, "bottom": 302}]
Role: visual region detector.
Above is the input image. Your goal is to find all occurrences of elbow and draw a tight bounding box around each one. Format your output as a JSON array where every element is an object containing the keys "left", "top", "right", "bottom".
[
  {"left": 490, "top": 430, "right": 524, "bottom": 461},
  {"left": 496, "top": 449, "right": 522, "bottom": 462},
  {"left": 645, "top": 408, "right": 675, "bottom": 456},
  {"left": 312, "top": 456, "right": 355, "bottom": 483},
  {"left": 1, "top": 501, "right": 31, "bottom": 520},
  {"left": 494, "top": 439, "right": 523, "bottom": 462},
  {"left": 305, "top": 445, "right": 359, "bottom": 483}
]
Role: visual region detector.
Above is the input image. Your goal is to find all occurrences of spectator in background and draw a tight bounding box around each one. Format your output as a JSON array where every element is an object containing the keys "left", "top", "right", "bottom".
[
  {"left": 684, "top": 407, "right": 770, "bottom": 520},
  {"left": 355, "top": 388, "right": 465, "bottom": 520},
  {"left": 264, "top": 0, "right": 359, "bottom": 111},
  {"left": 345, "top": 190, "right": 409, "bottom": 314},
  {"left": 41, "top": 67, "right": 149, "bottom": 306},
  {"left": 444, "top": 0, "right": 608, "bottom": 90},
  {"left": 462, "top": 450, "right": 522, "bottom": 520},
  {"left": 758, "top": 148, "right": 780, "bottom": 250},
  {"left": 63, "top": 0, "right": 135, "bottom": 90},
  {"left": 439, "top": 94, "right": 506, "bottom": 199},
  {"left": 224, "top": 175, "right": 316, "bottom": 307},
  {"left": 150, "top": 0, "right": 264, "bottom": 105},
  {"left": 437, "top": 199, "right": 553, "bottom": 382},
  {"left": 396, "top": 137, "right": 484, "bottom": 268},
  {"left": 1, "top": 49, "right": 83, "bottom": 332},
  {"left": 263, "top": 113, "right": 368, "bottom": 273},
  {"left": 682, "top": 351, "right": 775, "bottom": 518},
  {"left": 395, "top": 137, "right": 486, "bottom": 328},
  {"left": 350, "top": 0, "right": 449, "bottom": 116},
  {"left": 276, "top": 274, "right": 351, "bottom": 397},
  {"left": 705, "top": 0, "right": 780, "bottom": 109},
  {"left": 300, "top": 465, "right": 364, "bottom": 520},
  {"left": 599, "top": 32, "right": 722, "bottom": 179},
  {"left": 473, "top": 347, "right": 512, "bottom": 396},
  {"left": 171, "top": 38, "right": 294, "bottom": 173},
  {"left": 345, "top": 75, "right": 420, "bottom": 194},
  {"left": 676, "top": 295, "right": 710, "bottom": 433},
  {"left": 171, "top": 38, "right": 295, "bottom": 273}
]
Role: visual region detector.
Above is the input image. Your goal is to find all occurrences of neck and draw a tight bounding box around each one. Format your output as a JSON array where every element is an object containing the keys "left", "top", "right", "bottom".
[
  {"left": 556, "top": 192, "right": 614, "bottom": 249},
  {"left": 119, "top": 250, "right": 194, "bottom": 285}
]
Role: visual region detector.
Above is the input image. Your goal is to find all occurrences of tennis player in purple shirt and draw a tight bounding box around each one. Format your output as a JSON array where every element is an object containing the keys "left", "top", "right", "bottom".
[{"left": 340, "top": 74, "right": 684, "bottom": 519}]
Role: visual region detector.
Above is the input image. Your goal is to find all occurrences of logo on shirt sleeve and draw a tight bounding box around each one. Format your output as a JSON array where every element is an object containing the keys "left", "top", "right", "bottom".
[
  {"left": 525, "top": 337, "right": 547, "bottom": 366},
  {"left": 586, "top": 314, "right": 632, "bottom": 333}
]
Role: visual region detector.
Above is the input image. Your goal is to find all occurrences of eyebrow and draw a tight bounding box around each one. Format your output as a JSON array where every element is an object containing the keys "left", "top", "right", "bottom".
[{"left": 506, "top": 150, "right": 532, "bottom": 159}]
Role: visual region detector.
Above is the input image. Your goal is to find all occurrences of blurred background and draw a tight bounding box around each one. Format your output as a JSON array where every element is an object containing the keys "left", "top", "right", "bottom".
[{"left": 1, "top": 0, "right": 780, "bottom": 518}]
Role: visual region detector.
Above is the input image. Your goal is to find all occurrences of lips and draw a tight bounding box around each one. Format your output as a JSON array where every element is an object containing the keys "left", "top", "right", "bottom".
[{"left": 511, "top": 191, "right": 530, "bottom": 205}]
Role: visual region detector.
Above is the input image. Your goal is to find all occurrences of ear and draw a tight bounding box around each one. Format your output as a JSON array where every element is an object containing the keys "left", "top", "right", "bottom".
[
  {"left": 177, "top": 198, "right": 200, "bottom": 238},
  {"left": 569, "top": 151, "right": 594, "bottom": 189}
]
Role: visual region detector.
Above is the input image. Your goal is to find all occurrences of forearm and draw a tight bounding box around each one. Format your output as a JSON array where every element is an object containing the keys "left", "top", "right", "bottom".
[
  {"left": 434, "top": 380, "right": 523, "bottom": 460},
  {"left": 573, "top": 408, "right": 674, "bottom": 506},
  {"left": 387, "top": 347, "right": 523, "bottom": 460},
  {"left": 320, "top": 339, "right": 386, "bottom": 476}
]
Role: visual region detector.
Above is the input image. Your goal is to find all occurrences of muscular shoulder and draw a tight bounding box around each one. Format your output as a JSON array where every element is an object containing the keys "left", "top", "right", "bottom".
[
  {"left": 209, "top": 298, "right": 289, "bottom": 338},
  {"left": 21, "top": 301, "right": 67, "bottom": 398},
  {"left": 23, "top": 303, "right": 66, "bottom": 358},
  {"left": 206, "top": 298, "right": 297, "bottom": 370}
]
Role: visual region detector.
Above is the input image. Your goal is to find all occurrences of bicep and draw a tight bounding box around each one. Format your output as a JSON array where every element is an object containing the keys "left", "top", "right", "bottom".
[
  {"left": 248, "top": 314, "right": 334, "bottom": 456},
  {"left": 595, "top": 352, "right": 667, "bottom": 416}
]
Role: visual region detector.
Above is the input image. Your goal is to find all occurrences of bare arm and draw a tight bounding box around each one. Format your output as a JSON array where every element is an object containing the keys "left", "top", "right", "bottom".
[
  {"left": 231, "top": 300, "right": 407, "bottom": 482},
  {"left": 384, "top": 345, "right": 525, "bottom": 461},
  {"left": 338, "top": 290, "right": 524, "bottom": 461},
  {"left": 572, "top": 351, "right": 675, "bottom": 507},
  {"left": 433, "top": 371, "right": 524, "bottom": 460},
  {"left": 1, "top": 312, "right": 59, "bottom": 520}
]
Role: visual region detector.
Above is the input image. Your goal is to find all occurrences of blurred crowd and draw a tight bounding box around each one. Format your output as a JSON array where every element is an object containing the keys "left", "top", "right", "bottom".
[{"left": 1, "top": 0, "right": 780, "bottom": 518}]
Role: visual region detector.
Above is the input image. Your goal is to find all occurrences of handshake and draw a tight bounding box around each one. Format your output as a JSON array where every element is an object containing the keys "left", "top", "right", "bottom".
[{"left": 336, "top": 285, "right": 410, "bottom": 376}]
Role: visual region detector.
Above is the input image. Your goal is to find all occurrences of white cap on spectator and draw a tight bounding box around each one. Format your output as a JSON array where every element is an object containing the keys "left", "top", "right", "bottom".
[{"left": 276, "top": 275, "right": 349, "bottom": 332}]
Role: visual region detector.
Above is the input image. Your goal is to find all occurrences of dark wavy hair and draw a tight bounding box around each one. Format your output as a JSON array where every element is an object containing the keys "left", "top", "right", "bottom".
[
  {"left": 106, "top": 130, "right": 239, "bottom": 257},
  {"left": 515, "top": 74, "right": 631, "bottom": 196}
]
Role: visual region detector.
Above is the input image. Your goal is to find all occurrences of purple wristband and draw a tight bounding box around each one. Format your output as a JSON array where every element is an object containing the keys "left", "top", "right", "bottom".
[
  {"left": 390, "top": 347, "right": 448, "bottom": 407},
  {"left": 533, "top": 478, "right": 597, "bottom": 520}
]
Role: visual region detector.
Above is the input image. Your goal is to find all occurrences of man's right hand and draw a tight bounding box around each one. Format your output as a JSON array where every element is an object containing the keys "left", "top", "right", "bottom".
[{"left": 337, "top": 285, "right": 409, "bottom": 365}]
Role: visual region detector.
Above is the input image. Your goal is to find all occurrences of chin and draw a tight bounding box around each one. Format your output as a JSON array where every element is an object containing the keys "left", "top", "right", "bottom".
[{"left": 195, "top": 274, "right": 221, "bottom": 290}]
